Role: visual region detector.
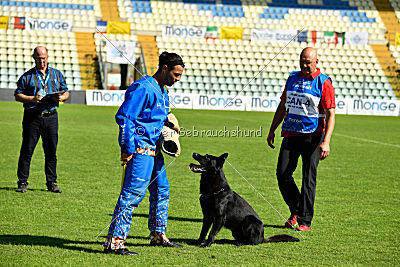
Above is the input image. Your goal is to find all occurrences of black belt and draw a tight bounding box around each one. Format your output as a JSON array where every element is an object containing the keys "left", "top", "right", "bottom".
[{"left": 26, "top": 109, "right": 57, "bottom": 117}]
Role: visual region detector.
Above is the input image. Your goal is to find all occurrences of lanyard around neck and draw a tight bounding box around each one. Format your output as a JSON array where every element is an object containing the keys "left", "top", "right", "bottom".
[{"left": 35, "top": 67, "right": 49, "bottom": 92}]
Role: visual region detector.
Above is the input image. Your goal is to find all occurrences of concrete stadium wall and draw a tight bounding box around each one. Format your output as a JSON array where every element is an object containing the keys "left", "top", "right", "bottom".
[{"left": 0, "top": 88, "right": 86, "bottom": 105}]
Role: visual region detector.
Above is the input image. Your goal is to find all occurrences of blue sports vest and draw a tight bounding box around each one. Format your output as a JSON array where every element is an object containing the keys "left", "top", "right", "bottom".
[{"left": 282, "top": 71, "right": 331, "bottom": 133}]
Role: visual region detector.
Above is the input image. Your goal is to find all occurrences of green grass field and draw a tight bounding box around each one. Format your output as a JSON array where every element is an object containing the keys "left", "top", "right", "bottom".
[{"left": 0, "top": 101, "right": 399, "bottom": 266}]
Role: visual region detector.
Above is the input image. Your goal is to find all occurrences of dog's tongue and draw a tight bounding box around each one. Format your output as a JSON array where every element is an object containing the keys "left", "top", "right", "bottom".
[{"left": 189, "top": 163, "right": 205, "bottom": 173}]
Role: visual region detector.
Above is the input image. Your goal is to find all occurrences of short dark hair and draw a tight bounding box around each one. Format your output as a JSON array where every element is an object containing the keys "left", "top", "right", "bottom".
[{"left": 159, "top": 51, "right": 185, "bottom": 70}]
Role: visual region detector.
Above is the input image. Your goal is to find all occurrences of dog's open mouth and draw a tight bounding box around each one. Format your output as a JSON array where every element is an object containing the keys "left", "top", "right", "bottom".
[{"left": 189, "top": 163, "right": 206, "bottom": 173}]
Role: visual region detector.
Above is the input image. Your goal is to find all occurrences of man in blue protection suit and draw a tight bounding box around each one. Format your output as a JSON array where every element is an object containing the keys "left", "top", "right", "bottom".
[{"left": 104, "top": 52, "right": 185, "bottom": 256}]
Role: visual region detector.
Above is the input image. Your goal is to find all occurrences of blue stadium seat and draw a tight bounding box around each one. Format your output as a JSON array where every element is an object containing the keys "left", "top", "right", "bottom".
[
  {"left": 23, "top": 1, "right": 31, "bottom": 7},
  {"left": 52, "top": 3, "right": 59, "bottom": 8},
  {"left": 45, "top": 2, "right": 51, "bottom": 8},
  {"left": 31, "top": 2, "right": 37, "bottom": 7},
  {"left": 79, "top": 4, "right": 86, "bottom": 10},
  {"left": 59, "top": 3, "right": 65, "bottom": 9},
  {"left": 204, "top": 4, "right": 212, "bottom": 10},
  {"left": 87, "top": 5, "right": 94, "bottom": 10},
  {"left": 66, "top": 4, "right": 72, "bottom": 9},
  {"left": 10, "top": 1, "right": 16, "bottom": 6}
]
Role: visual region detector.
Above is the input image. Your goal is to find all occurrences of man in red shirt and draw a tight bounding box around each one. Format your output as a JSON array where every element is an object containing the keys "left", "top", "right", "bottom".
[{"left": 267, "top": 47, "right": 335, "bottom": 231}]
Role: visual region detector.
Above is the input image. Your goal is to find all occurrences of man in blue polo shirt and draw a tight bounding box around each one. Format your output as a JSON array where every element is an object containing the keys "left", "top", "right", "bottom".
[
  {"left": 14, "top": 46, "right": 70, "bottom": 193},
  {"left": 104, "top": 52, "right": 184, "bottom": 256}
]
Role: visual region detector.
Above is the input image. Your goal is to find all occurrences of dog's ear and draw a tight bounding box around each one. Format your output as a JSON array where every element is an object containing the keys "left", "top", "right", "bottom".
[{"left": 217, "top": 153, "right": 228, "bottom": 166}]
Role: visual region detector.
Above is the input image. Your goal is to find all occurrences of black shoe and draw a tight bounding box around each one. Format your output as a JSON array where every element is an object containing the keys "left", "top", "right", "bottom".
[
  {"left": 104, "top": 248, "right": 138, "bottom": 256},
  {"left": 16, "top": 182, "right": 28, "bottom": 193},
  {"left": 47, "top": 182, "right": 62, "bottom": 193},
  {"left": 149, "top": 232, "right": 183, "bottom": 248}
]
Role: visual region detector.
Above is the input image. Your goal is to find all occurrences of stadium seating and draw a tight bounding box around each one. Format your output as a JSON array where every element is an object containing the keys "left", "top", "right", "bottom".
[{"left": 0, "top": 28, "right": 82, "bottom": 90}]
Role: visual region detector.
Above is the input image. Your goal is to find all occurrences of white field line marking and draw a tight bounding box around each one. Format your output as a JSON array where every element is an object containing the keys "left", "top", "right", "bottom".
[{"left": 336, "top": 133, "right": 400, "bottom": 148}]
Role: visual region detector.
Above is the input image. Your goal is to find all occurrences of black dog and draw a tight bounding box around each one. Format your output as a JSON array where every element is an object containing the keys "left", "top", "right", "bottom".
[{"left": 190, "top": 152, "right": 299, "bottom": 247}]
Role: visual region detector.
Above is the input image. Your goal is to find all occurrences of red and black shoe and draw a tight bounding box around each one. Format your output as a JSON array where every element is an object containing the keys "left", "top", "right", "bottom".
[
  {"left": 284, "top": 214, "right": 298, "bottom": 228},
  {"left": 296, "top": 225, "right": 311, "bottom": 232}
]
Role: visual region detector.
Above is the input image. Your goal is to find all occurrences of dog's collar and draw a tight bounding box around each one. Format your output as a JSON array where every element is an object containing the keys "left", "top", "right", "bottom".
[{"left": 200, "top": 188, "right": 225, "bottom": 200}]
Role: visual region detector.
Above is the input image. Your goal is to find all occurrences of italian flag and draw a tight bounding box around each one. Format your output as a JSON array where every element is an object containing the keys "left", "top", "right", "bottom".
[{"left": 206, "top": 26, "right": 217, "bottom": 40}]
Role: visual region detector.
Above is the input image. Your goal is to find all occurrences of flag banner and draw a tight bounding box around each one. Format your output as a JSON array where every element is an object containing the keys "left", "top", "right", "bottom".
[
  {"left": 335, "top": 32, "right": 345, "bottom": 45},
  {"left": 0, "top": 16, "right": 9, "bottom": 29},
  {"left": 311, "top": 31, "right": 323, "bottom": 44},
  {"left": 206, "top": 26, "right": 217, "bottom": 39},
  {"left": 162, "top": 25, "right": 207, "bottom": 38},
  {"left": 251, "top": 28, "right": 296, "bottom": 42},
  {"left": 25, "top": 17, "right": 72, "bottom": 31},
  {"left": 297, "top": 30, "right": 308, "bottom": 43},
  {"left": 14, "top": 17, "right": 25, "bottom": 29},
  {"left": 395, "top": 32, "right": 400, "bottom": 47},
  {"left": 107, "top": 21, "right": 130, "bottom": 35},
  {"left": 324, "top": 31, "right": 335, "bottom": 44},
  {"left": 345, "top": 31, "right": 368, "bottom": 45},
  {"left": 96, "top": 20, "right": 107, "bottom": 34},
  {"left": 221, "top": 27, "right": 243, "bottom": 40},
  {"left": 106, "top": 41, "right": 136, "bottom": 64}
]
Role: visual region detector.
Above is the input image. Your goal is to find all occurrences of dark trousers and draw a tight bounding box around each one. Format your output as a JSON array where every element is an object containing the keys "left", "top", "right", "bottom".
[
  {"left": 17, "top": 110, "right": 58, "bottom": 185},
  {"left": 276, "top": 132, "right": 323, "bottom": 226}
]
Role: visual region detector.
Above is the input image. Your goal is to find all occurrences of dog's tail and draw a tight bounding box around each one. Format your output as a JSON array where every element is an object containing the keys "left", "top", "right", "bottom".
[{"left": 264, "top": 234, "right": 299, "bottom": 243}]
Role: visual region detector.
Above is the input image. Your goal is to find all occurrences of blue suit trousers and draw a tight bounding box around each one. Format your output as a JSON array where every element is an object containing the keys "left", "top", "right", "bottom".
[{"left": 107, "top": 152, "right": 170, "bottom": 240}]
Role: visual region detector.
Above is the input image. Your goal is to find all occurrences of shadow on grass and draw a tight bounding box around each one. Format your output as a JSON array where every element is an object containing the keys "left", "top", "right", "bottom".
[
  {"left": 263, "top": 224, "right": 287, "bottom": 229},
  {"left": 0, "top": 235, "right": 103, "bottom": 254},
  {"left": 0, "top": 187, "right": 47, "bottom": 192},
  {"left": 125, "top": 236, "right": 237, "bottom": 247},
  {"left": 109, "top": 213, "right": 202, "bottom": 223}
]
